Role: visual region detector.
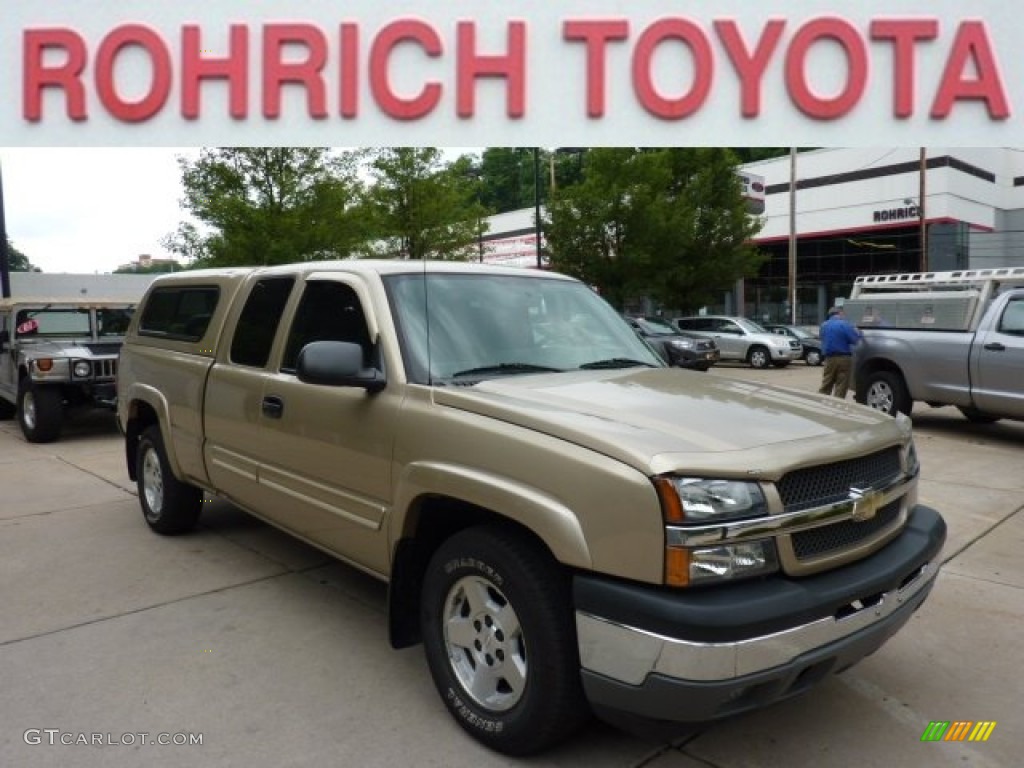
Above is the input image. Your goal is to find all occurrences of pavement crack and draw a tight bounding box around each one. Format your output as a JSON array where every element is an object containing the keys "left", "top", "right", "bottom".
[
  {"left": 942, "top": 502, "right": 1024, "bottom": 564},
  {"left": 0, "top": 571, "right": 290, "bottom": 649},
  {"left": 56, "top": 455, "right": 136, "bottom": 496}
]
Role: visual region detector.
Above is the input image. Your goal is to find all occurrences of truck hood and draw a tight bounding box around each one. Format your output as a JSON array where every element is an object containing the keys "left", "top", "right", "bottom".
[
  {"left": 18, "top": 339, "right": 119, "bottom": 357},
  {"left": 433, "top": 369, "right": 908, "bottom": 479}
]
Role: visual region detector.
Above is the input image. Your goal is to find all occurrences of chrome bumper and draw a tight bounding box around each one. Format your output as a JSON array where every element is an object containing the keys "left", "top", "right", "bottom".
[{"left": 577, "top": 558, "right": 937, "bottom": 686}]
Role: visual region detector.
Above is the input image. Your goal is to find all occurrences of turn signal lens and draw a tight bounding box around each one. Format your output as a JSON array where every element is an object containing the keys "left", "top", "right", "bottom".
[
  {"left": 665, "top": 547, "right": 691, "bottom": 586},
  {"left": 35, "top": 358, "right": 53, "bottom": 372}
]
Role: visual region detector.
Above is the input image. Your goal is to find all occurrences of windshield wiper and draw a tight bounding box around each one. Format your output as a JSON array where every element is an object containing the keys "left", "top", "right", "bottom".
[
  {"left": 451, "top": 362, "right": 565, "bottom": 379},
  {"left": 578, "top": 358, "right": 656, "bottom": 370}
]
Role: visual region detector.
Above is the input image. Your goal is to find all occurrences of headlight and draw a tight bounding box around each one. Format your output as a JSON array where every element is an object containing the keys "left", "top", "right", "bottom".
[
  {"left": 73, "top": 361, "right": 92, "bottom": 378},
  {"left": 669, "top": 338, "right": 695, "bottom": 350},
  {"left": 666, "top": 541, "right": 779, "bottom": 586},
  {"left": 656, "top": 477, "right": 768, "bottom": 523},
  {"left": 656, "top": 476, "right": 778, "bottom": 586}
]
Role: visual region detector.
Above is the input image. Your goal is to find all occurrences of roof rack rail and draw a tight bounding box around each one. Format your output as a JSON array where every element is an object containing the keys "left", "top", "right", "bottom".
[{"left": 852, "top": 267, "right": 1024, "bottom": 290}]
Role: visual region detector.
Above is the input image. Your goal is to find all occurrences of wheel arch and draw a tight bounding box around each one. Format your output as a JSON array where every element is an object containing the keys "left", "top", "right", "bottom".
[
  {"left": 387, "top": 462, "right": 592, "bottom": 650},
  {"left": 122, "top": 387, "right": 178, "bottom": 482},
  {"left": 854, "top": 357, "right": 907, "bottom": 402}
]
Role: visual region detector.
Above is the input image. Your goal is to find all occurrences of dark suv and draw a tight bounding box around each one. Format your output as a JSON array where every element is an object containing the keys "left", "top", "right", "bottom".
[
  {"left": 763, "top": 324, "right": 824, "bottom": 366},
  {"left": 624, "top": 316, "right": 719, "bottom": 371}
]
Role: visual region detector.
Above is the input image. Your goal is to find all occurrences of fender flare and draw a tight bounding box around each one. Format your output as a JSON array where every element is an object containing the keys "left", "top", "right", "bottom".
[{"left": 391, "top": 461, "right": 593, "bottom": 570}]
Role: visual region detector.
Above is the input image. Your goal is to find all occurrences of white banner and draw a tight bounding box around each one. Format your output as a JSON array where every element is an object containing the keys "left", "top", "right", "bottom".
[{"left": 1, "top": 1, "right": 1022, "bottom": 146}]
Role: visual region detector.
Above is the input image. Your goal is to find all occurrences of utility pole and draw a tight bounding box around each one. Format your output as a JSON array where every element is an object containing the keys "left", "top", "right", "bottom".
[
  {"left": 533, "top": 147, "right": 542, "bottom": 269},
  {"left": 788, "top": 148, "right": 797, "bottom": 324},
  {"left": 0, "top": 160, "right": 11, "bottom": 298},
  {"left": 919, "top": 147, "right": 928, "bottom": 273}
]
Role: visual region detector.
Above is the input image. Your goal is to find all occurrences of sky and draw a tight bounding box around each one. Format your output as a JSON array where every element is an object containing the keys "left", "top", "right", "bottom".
[
  {"left": 0, "top": 147, "right": 486, "bottom": 275},
  {"left": 1, "top": 147, "right": 200, "bottom": 274}
]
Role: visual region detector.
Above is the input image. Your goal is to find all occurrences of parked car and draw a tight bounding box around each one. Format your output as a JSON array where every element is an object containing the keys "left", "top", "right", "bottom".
[
  {"left": 673, "top": 315, "right": 801, "bottom": 368},
  {"left": 623, "top": 316, "right": 719, "bottom": 370},
  {"left": 763, "top": 323, "right": 824, "bottom": 366},
  {"left": 0, "top": 298, "right": 135, "bottom": 442}
]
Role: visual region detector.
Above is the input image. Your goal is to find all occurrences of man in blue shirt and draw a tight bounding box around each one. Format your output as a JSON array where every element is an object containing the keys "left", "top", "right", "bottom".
[{"left": 818, "top": 306, "right": 863, "bottom": 398}]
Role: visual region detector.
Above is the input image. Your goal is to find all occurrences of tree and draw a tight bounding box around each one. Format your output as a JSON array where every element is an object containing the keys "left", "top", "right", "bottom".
[
  {"left": 5, "top": 237, "right": 38, "bottom": 271},
  {"left": 544, "top": 148, "right": 764, "bottom": 310},
  {"left": 360, "top": 148, "right": 488, "bottom": 261},
  {"left": 163, "top": 148, "right": 366, "bottom": 268}
]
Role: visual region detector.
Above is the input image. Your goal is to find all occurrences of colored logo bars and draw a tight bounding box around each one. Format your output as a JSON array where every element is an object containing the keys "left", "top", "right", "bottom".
[{"left": 921, "top": 721, "right": 997, "bottom": 742}]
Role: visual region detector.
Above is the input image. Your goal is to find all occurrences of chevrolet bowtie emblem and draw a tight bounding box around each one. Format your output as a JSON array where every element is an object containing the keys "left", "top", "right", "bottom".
[{"left": 849, "top": 486, "right": 882, "bottom": 522}]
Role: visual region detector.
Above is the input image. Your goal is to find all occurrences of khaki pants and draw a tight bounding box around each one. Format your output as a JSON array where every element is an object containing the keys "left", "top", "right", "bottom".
[{"left": 819, "top": 355, "right": 853, "bottom": 398}]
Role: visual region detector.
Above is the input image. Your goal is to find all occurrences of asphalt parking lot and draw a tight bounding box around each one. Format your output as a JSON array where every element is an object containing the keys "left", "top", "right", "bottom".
[{"left": 2, "top": 362, "right": 1021, "bottom": 767}]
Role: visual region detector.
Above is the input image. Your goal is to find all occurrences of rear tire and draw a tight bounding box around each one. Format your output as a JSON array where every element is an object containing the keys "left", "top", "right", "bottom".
[
  {"left": 135, "top": 425, "right": 203, "bottom": 534},
  {"left": 859, "top": 371, "right": 912, "bottom": 417},
  {"left": 420, "top": 526, "right": 589, "bottom": 755},
  {"left": 747, "top": 346, "right": 770, "bottom": 369},
  {"left": 17, "top": 381, "right": 63, "bottom": 443}
]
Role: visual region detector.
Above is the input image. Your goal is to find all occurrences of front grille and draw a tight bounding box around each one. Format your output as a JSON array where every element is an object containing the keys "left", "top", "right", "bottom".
[
  {"left": 792, "top": 500, "right": 901, "bottom": 559},
  {"left": 95, "top": 359, "right": 117, "bottom": 379},
  {"left": 777, "top": 448, "right": 902, "bottom": 513},
  {"left": 79, "top": 359, "right": 118, "bottom": 380}
]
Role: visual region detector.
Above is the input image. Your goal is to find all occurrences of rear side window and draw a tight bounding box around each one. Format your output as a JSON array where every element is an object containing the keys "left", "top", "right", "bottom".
[
  {"left": 139, "top": 287, "right": 220, "bottom": 341},
  {"left": 230, "top": 278, "right": 295, "bottom": 367}
]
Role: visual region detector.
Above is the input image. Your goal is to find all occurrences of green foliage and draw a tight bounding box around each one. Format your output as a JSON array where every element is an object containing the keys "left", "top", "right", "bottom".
[
  {"left": 4, "top": 237, "right": 37, "bottom": 271},
  {"left": 544, "top": 148, "right": 765, "bottom": 310},
  {"left": 360, "top": 148, "right": 488, "bottom": 261},
  {"left": 162, "top": 148, "right": 366, "bottom": 268}
]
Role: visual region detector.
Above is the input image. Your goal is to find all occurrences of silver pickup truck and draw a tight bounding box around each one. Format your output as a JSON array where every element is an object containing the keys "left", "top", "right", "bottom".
[{"left": 848, "top": 268, "right": 1024, "bottom": 422}]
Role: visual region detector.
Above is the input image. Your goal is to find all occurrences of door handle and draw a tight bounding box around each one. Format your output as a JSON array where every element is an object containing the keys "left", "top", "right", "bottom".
[
  {"left": 983, "top": 342, "right": 1006, "bottom": 352},
  {"left": 261, "top": 395, "right": 284, "bottom": 418}
]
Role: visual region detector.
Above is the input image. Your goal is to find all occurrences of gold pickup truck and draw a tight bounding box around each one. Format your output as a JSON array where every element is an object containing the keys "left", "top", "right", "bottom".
[{"left": 117, "top": 261, "right": 946, "bottom": 755}]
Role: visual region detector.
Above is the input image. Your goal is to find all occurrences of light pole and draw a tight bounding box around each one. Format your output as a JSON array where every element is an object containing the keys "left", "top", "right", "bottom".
[
  {"left": 0, "top": 160, "right": 11, "bottom": 298},
  {"left": 533, "top": 147, "right": 542, "bottom": 269},
  {"left": 788, "top": 148, "right": 797, "bottom": 324},
  {"left": 918, "top": 147, "right": 928, "bottom": 272}
]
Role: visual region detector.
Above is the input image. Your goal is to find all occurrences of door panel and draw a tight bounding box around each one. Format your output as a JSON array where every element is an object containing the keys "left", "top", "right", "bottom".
[{"left": 973, "top": 298, "right": 1024, "bottom": 417}]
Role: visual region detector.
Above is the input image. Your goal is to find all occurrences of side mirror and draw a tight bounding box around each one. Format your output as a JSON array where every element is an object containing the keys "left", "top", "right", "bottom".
[{"left": 296, "top": 340, "right": 386, "bottom": 393}]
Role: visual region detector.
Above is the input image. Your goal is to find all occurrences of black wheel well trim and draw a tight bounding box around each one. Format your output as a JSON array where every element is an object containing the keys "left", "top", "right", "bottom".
[
  {"left": 854, "top": 359, "right": 906, "bottom": 395},
  {"left": 387, "top": 495, "right": 561, "bottom": 650},
  {"left": 125, "top": 400, "right": 160, "bottom": 481}
]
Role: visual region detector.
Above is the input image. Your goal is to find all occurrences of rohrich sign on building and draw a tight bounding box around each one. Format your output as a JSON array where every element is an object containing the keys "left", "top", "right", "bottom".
[{"left": 1, "top": 1, "right": 1022, "bottom": 146}]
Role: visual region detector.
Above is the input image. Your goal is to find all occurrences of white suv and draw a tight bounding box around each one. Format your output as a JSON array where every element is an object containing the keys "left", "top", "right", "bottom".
[{"left": 674, "top": 315, "right": 801, "bottom": 368}]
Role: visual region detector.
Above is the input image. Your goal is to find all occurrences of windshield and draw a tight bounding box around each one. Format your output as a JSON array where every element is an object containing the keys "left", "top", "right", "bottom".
[
  {"left": 635, "top": 317, "right": 678, "bottom": 335},
  {"left": 385, "top": 273, "right": 664, "bottom": 384},
  {"left": 737, "top": 318, "right": 768, "bottom": 333},
  {"left": 98, "top": 307, "right": 134, "bottom": 337},
  {"left": 15, "top": 308, "right": 91, "bottom": 337}
]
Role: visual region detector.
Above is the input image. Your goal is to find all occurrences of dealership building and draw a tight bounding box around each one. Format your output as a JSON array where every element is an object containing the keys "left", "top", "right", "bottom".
[{"left": 482, "top": 147, "right": 1024, "bottom": 323}]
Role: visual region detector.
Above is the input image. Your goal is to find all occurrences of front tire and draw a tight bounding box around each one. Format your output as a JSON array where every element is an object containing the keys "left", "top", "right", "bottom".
[
  {"left": 747, "top": 345, "right": 771, "bottom": 369},
  {"left": 17, "top": 381, "right": 63, "bottom": 443},
  {"left": 420, "top": 526, "right": 588, "bottom": 755},
  {"left": 805, "top": 349, "right": 823, "bottom": 366},
  {"left": 135, "top": 425, "right": 203, "bottom": 534},
  {"left": 860, "top": 371, "right": 912, "bottom": 416}
]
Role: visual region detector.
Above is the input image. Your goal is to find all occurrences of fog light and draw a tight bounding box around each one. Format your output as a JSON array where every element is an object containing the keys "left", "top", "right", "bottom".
[{"left": 687, "top": 541, "right": 779, "bottom": 585}]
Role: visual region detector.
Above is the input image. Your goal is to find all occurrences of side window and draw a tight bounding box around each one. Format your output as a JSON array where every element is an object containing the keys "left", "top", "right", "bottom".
[
  {"left": 281, "top": 281, "right": 372, "bottom": 373},
  {"left": 998, "top": 298, "right": 1024, "bottom": 335},
  {"left": 139, "top": 287, "right": 220, "bottom": 341},
  {"left": 229, "top": 278, "right": 295, "bottom": 368}
]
